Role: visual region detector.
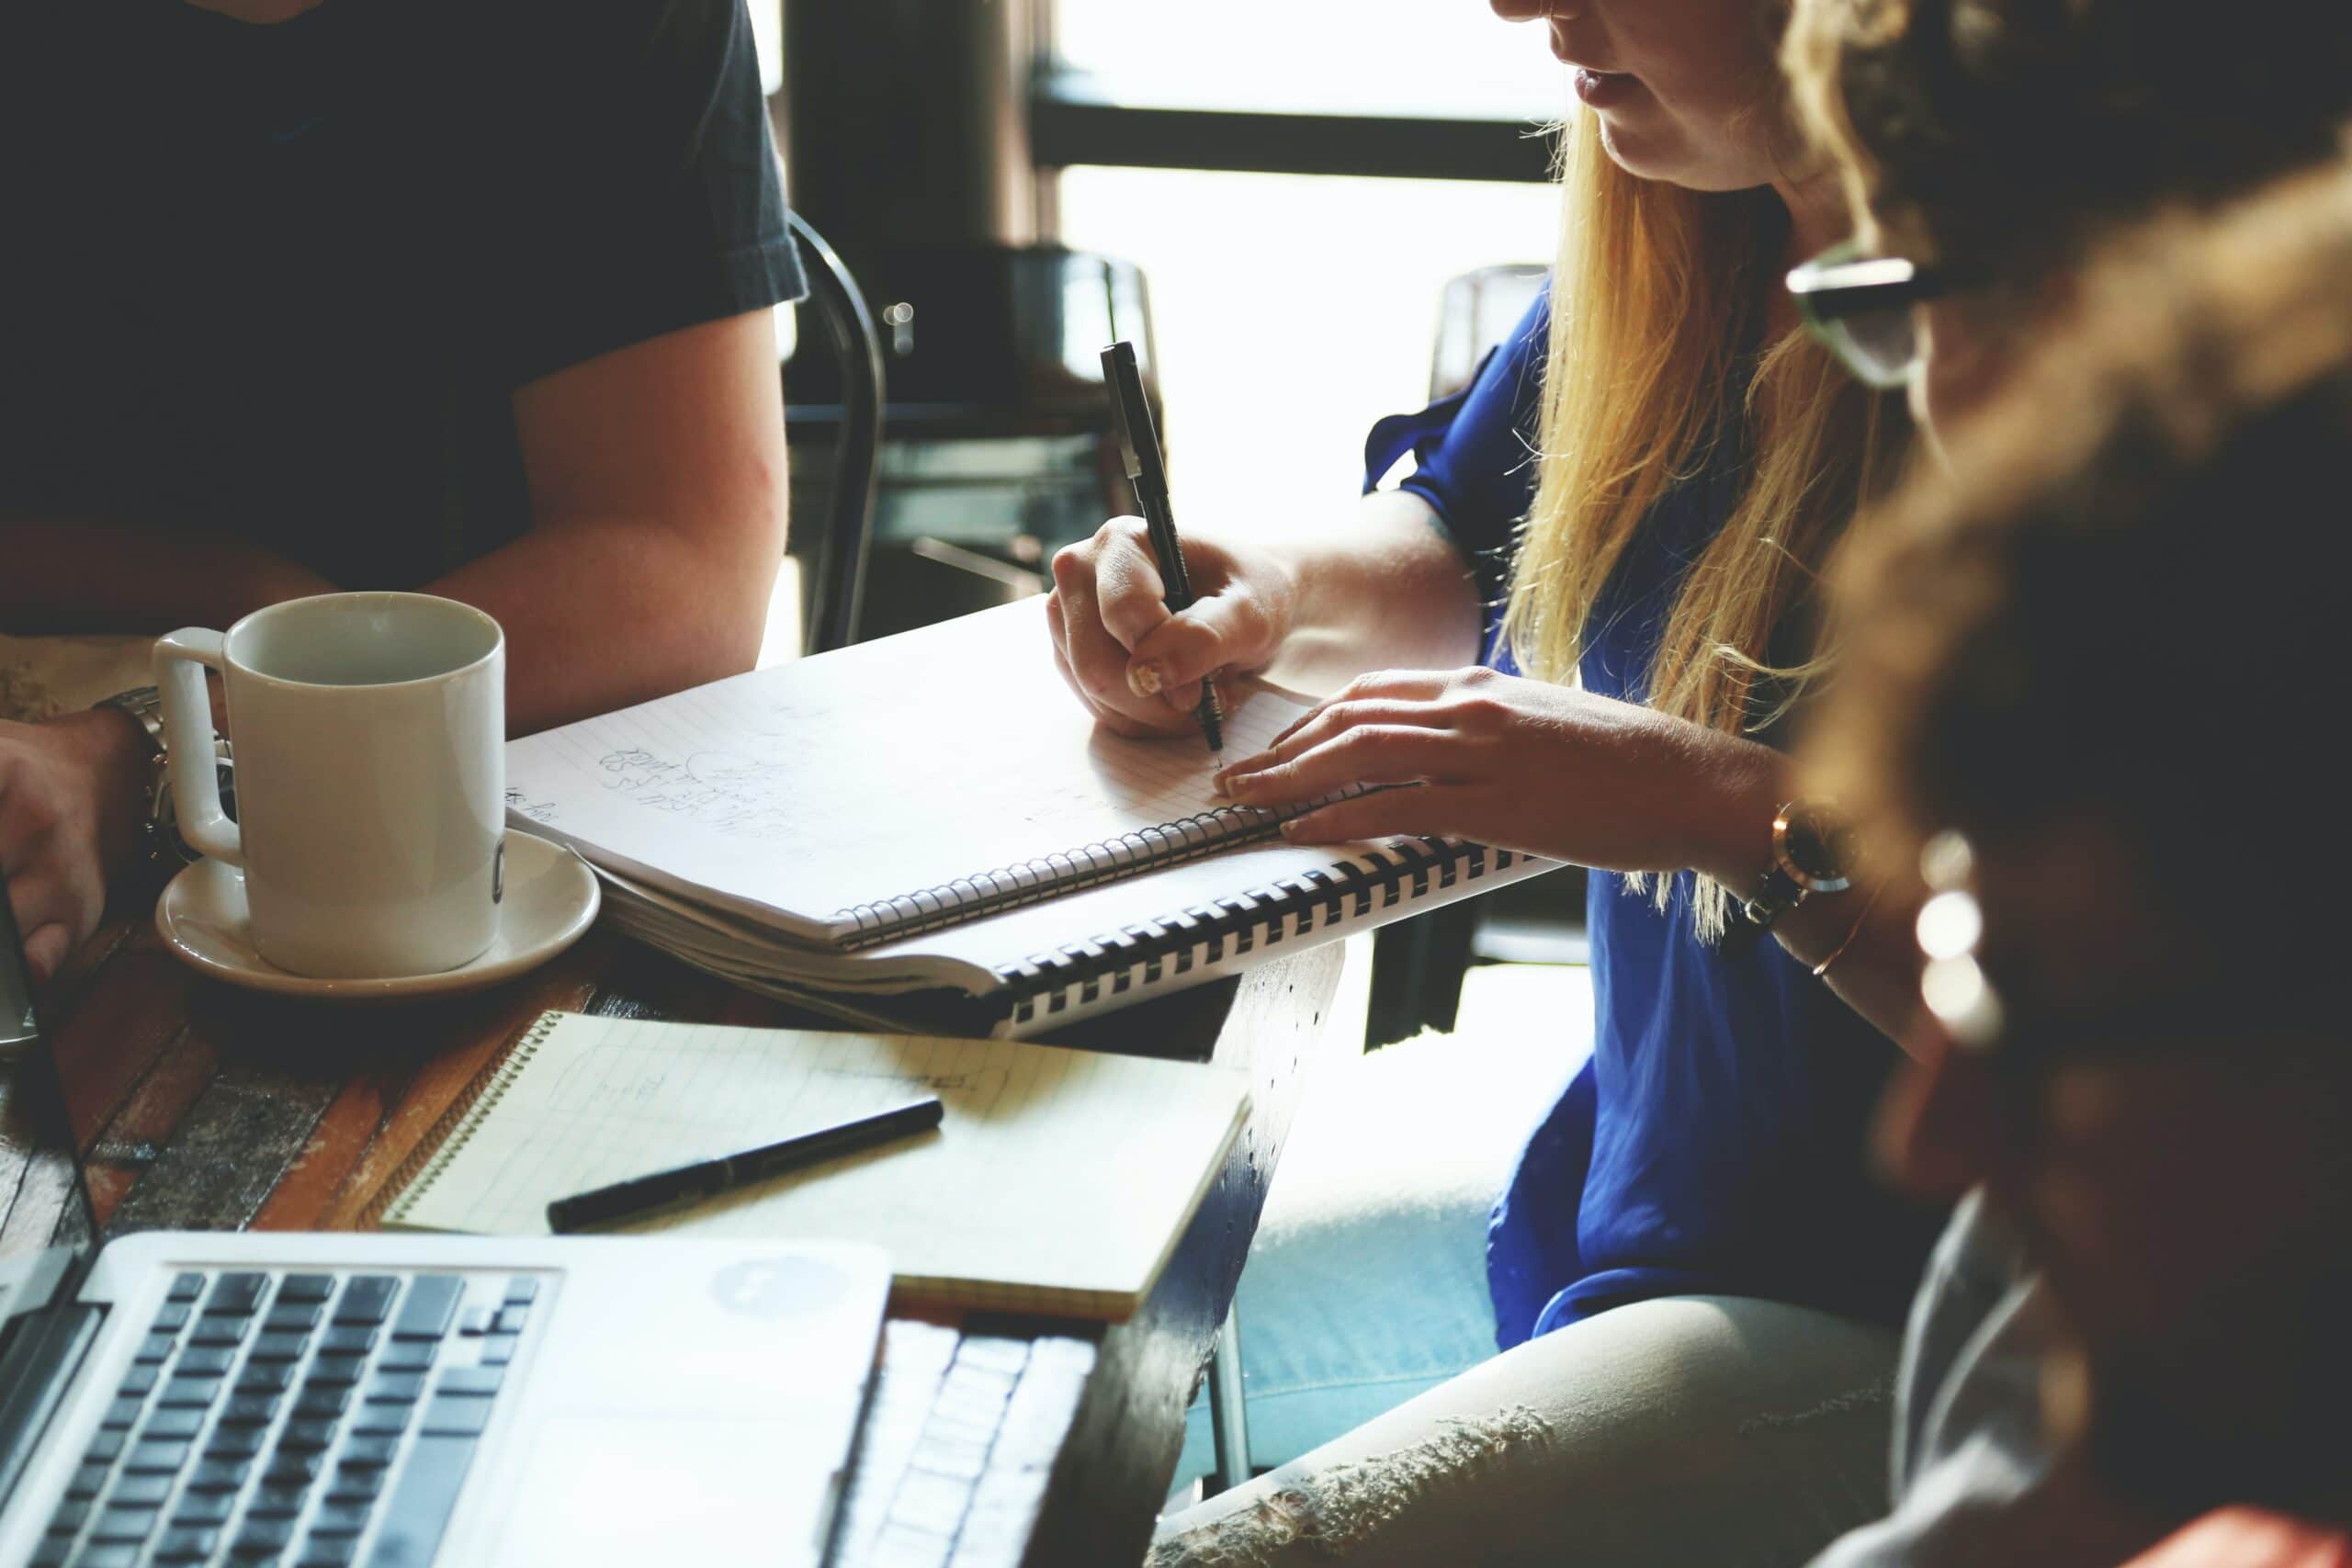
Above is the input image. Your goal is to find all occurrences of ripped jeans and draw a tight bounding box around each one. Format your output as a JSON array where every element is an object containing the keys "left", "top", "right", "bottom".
[{"left": 1150, "top": 1295, "right": 1899, "bottom": 1568}]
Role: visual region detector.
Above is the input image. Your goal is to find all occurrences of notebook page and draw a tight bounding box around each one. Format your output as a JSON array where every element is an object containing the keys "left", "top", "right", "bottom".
[
  {"left": 503, "top": 601, "right": 1313, "bottom": 943},
  {"left": 384, "top": 1014, "right": 1250, "bottom": 1316}
]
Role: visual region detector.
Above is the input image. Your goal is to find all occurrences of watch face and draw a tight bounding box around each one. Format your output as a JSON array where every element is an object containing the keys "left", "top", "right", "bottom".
[{"left": 1782, "top": 804, "right": 1855, "bottom": 886}]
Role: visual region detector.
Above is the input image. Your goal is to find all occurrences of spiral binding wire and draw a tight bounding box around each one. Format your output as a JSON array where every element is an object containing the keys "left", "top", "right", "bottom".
[
  {"left": 991, "top": 837, "right": 1521, "bottom": 1028},
  {"left": 837, "top": 797, "right": 1351, "bottom": 949},
  {"left": 367, "top": 1010, "right": 563, "bottom": 1229}
]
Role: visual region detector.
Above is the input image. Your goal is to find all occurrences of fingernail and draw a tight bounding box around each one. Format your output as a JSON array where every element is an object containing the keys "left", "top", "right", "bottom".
[
  {"left": 1128, "top": 662, "right": 1163, "bottom": 698},
  {"left": 1279, "top": 818, "right": 1299, "bottom": 838}
]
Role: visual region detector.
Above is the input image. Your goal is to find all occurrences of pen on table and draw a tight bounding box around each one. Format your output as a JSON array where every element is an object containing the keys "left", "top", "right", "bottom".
[
  {"left": 1101, "top": 339, "right": 1226, "bottom": 752},
  {"left": 545, "top": 1094, "right": 944, "bottom": 1234}
]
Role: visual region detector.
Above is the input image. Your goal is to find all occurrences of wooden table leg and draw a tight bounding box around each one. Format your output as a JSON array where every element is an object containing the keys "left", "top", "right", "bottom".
[{"left": 1016, "top": 943, "right": 1345, "bottom": 1567}]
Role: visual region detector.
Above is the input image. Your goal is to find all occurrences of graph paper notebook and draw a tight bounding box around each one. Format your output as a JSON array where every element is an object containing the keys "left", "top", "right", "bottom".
[
  {"left": 377, "top": 1012, "right": 1250, "bottom": 1320},
  {"left": 505, "top": 602, "right": 1554, "bottom": 1036}
]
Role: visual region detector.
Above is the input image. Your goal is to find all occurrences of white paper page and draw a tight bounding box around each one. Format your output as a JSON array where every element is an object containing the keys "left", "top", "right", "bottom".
[
  {"left": 504, "top": 602, "right": 1312, "bottom": 942},
  {"left": 387, "top": 1016, "right": 1249, "bottom": 1314}
]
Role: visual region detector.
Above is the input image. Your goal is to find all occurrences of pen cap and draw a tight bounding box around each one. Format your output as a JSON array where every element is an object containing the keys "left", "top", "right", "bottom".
[{"left": 1101, "top": 341, "right": 1146, "bottom": 479}]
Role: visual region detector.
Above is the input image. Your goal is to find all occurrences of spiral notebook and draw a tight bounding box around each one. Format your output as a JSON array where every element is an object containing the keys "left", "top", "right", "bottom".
[
  {"left": 374, "top": 1011, "right": 1250, "bottom": 1320},
  {"left": 505, "top": 602, "right": 1555, "bottom": 1036}
]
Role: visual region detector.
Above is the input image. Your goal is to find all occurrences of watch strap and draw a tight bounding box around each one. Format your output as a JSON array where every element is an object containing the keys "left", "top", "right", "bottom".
[
  {"left": 1740, "top": 865, "right": 1808, "bottom": 932},
  {"left": 95, "top": 685, "right": 231, "bottom": 873},
  {"left": 96, "top": 685, "right": 168, "bottom": 757}
]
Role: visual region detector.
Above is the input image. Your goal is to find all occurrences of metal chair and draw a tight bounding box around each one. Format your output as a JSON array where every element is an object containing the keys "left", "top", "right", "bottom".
[
  {"left": 1363, "top": 263, "right": 1576, "bottom": 1049},
  {"left": 785, "top": 210, "right": 887, "bottom": 656}
]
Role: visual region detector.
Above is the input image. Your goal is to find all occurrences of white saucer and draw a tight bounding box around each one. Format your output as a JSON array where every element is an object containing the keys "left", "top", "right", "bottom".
[{"left": 155, "top": 829, "right": 601, "bottom": 1000}]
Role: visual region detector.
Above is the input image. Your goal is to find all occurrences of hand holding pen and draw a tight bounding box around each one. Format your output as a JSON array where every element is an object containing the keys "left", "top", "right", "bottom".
[{"left": 1099, "top": 341, "right": 1226, "bottom": 752}]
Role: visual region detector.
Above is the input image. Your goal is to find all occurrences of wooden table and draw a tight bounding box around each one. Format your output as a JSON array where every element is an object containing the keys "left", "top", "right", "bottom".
[{"left": 0, "top": 900, "right": 1345, "bottom": 1568}]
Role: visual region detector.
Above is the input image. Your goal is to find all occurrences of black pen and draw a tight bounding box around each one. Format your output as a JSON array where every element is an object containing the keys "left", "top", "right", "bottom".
[
  {"left": 1102, "top": 339, "right": 1225, "bottom": 751},
  {"left": 545, "top": 1095, "right": 944, "bottom": 1234}
]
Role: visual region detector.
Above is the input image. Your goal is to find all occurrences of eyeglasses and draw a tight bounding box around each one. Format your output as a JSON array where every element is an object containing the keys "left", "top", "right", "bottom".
[
  {"left": 1913, "top": 830, "right": 2327, "bottom": 1077},
  {"left": 1914, "top": 830, "right": 2003, "bottom": 1048},
  {"left": 1786, "top": 241, "right": 1955, "bottom": 391}
]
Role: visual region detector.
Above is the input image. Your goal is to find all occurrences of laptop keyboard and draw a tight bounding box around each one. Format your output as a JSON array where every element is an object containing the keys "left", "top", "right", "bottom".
[{"left": 32, "top": 1267, "right": 543, "bottom": 1568}]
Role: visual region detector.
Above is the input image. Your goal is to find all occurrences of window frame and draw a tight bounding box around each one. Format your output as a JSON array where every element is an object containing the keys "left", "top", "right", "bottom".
[{"left": 1028, "top": 6, "right": 1555, "bottom": 186}]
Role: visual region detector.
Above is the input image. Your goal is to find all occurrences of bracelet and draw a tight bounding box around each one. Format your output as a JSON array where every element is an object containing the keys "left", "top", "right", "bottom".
[{"left": 1811, "top": 886, "right": 1882, "bottom": 980}]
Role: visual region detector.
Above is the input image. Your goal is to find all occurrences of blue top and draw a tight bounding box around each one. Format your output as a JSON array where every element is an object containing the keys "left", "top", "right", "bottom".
[{"left": 1364, "top": 291, "right": 1939, "bottom": 1347}]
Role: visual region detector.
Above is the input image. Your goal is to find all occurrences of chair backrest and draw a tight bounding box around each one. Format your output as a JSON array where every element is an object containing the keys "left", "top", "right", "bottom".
[
  {"left": 1430, "top": 265, "right": 1546, "bottom": 400},
  {"left": 786, "top": 211, "right": 887, "bottom": 656}
]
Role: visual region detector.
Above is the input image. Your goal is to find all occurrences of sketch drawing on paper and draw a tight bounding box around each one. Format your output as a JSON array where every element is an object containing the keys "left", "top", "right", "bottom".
[{"left": 595, "top": 736, "right": 801, "bottom": 840}]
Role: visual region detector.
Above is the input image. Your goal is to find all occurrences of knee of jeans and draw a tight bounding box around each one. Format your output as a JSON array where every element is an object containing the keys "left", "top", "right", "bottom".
[
  {"left": 1149, "top": 1405, "right": 1555, "bottom": 1566},
  {"left": 1733, "top": 1371, "right": 1895, "bottom": 1438}
]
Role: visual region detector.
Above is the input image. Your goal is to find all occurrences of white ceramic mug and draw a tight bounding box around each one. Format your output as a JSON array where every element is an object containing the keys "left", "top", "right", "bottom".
[{"left": 155, "top": 592, "right": 506, "bottom": 979}]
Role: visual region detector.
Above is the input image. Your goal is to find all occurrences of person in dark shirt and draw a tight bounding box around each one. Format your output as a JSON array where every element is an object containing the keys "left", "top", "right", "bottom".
[{"left": 0, "top": 0, "right": 801, "bottom": 980}]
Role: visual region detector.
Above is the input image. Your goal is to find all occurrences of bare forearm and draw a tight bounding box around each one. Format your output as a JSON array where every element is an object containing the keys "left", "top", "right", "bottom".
[
  {"left": 425, "top": 515, "right": 781, "bottom": 736},
  {"left": 1787, "top": 890, "right": 1931, "bottom": 1059},
  {"left": 0, "top": 516, "right": 336, "bottom": 635},
  {"left": 1263, "top": 491, "right": 1484, "bottom": 694},
  {"left": 471, "top": 309, "right": 787, "bottom": 735},
  {"left": 1689, "top": 748, "right": 1932, "bottom": 1056}
]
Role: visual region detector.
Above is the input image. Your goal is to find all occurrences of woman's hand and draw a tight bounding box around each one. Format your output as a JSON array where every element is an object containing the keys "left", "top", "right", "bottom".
[
  {"left": 0, "top": 710, "right": 146, "bottom": 982},
  {"left": 1046, "top": 516, "right": 1298, "bottom": 739},
  {"left": 1213, "top": 667, "right": 1785, "bottom": 878}
]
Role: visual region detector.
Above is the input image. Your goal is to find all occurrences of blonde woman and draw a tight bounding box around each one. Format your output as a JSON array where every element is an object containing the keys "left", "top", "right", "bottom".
[{"left": 1054, "top": 3, "right": 1939, "bottom": 1562}]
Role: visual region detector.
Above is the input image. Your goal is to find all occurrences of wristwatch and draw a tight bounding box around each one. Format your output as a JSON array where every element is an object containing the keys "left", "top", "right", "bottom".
[
  {"left": 1737, "top": 799, "right": 1855, "bottom": 933},
  {"left": 94, "top": 686, "right": 233, "bottom": 872}
]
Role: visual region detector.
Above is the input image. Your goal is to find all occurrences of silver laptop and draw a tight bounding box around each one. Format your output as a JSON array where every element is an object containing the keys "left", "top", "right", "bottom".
[{"left": 0, "top": 886, "right": 890, "bottom": 1568}]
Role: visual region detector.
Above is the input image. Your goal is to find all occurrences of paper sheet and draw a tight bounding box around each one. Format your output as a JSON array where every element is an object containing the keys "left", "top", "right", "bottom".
[
  {"left": 382, "top": 1013, "right": 1250, "bottom": 1317},
  {"left": 503, "top": 602, "right": 1312, "bottom": 942}
]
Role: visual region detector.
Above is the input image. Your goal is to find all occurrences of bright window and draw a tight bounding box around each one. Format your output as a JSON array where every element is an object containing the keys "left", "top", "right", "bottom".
[
  {"left": 1051, "top": 0, "right": 1564, "bottom": 121},
  {"left": 1049, "top": 0, "right": 1564, "bottom": 545},
  {"left": 1057, "top": 167, "right": 1557, "bottom": 544}
]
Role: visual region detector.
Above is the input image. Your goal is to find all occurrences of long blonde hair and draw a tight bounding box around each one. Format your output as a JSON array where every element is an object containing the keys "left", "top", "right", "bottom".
[{"left": 1501, "top": 107, "right": 1903, "bottom": 939}]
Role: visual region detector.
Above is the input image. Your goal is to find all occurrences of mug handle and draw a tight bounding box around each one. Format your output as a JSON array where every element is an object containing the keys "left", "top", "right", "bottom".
[{"left": 153, "top": 629, "right": 241, "bottom": 866}]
